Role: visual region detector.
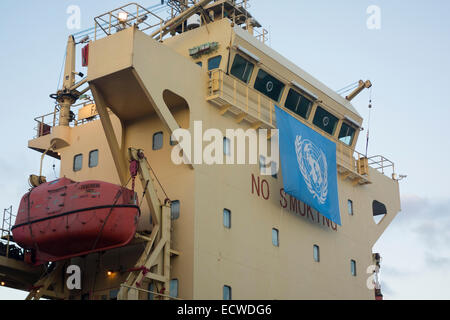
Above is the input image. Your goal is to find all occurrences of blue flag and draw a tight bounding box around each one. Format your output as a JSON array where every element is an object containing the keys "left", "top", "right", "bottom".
[{"left": 275, "top": 106, "right": 341, "bottom": 226}]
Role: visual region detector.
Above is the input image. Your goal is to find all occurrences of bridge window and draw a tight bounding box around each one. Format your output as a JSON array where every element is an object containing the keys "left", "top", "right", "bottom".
[
  {"left": 208, "top": 55, "right": 222, "bottom": 70},
  {"left": 171, "top": 200, "right": 180, "bottom": 220},
  {"left": 254, "top": 69, "right": 285, "bottom": 102},
  {"left": 153, "top": 132, "right": 163, "bottom": 150},
  {"left": 223, "top": 285, "right": 232, "bottom": 300},
  {"left": 313, "top": 245, "right": 320, "bottom": 262},
  {"left": 313, "top": 106, "right": 339, "bottom": 136},
  {"left": 339, "top": 122, "right": 357, "bottom": 146},
  {"left": 230, "top": 54, "right": 254, "bottom": 84},
  {"left": 272, "top": 228, "right": 279, "bottom": 247},
  {"left": 223, "top": 209, "right": 231, "bottom": 229},
  {"left": 285, "top": 89, "right": 312, "bottom": 120},
  {"left": 89, "top": 150, "right": 99, "bottom": 168},
  {"left": 73, "top": 154, "right": 83, "bottom": 172}
]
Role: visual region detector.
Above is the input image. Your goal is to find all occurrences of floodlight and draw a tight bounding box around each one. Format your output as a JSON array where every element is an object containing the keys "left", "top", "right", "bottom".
[{"left": 118, "top": 12, "right": 128, "bottom": 23}]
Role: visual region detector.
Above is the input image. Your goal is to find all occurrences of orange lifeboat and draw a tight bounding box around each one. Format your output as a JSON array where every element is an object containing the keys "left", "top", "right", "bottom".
[{"left": 12, "top": 178, "right": 140, "bottom": 265}]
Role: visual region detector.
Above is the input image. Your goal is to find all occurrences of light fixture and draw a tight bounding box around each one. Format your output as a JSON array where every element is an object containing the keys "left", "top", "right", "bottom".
[
  {"left": 0, "top": 281, "right": 5, "bottom": 286},
  {"left": 118, "top": 12, "right": 128, "bottom": 23},
  {"left": 107, "top": 271, "right": 113, "bottom": 276}
]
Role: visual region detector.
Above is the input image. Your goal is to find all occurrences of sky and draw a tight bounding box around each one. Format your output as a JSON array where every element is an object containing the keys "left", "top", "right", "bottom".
[{"left": 0, "top": 0, "right": 449, "bottom": 300}]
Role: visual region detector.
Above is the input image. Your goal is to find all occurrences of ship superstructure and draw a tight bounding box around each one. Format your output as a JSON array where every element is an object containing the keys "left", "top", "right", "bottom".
[{"left": 0, "top": 1, "right": 400, "bottom": 300}]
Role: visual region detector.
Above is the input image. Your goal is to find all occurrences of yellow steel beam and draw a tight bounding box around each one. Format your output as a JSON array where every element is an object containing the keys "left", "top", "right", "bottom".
[{"left": 90, "top": 84, "right": 129, "bottom": 186}]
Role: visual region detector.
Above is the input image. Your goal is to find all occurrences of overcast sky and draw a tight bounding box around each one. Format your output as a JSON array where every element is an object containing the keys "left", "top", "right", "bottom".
[{"left": 0, "top": 0, "right": 449, "bottom": 300}]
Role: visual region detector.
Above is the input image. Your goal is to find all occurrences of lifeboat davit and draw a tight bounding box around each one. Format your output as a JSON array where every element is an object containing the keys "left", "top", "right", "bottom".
[{"left": 12, "top": 178, "right": 140, "bottom": 265}]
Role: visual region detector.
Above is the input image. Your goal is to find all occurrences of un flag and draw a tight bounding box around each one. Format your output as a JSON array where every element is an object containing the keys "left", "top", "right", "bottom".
[{"left": 275, "top": 106, "right": 341, "bottom": 226}]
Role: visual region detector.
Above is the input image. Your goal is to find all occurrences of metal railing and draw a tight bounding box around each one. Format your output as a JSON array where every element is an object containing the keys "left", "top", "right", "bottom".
[
  {"left": 367, "top": 155, "right": 395, "bottom": 176},
  {"left": 0, "top": 206, "right": 24, "bottom": 261},
  {"left": 208, "top": 69, "right": 276, "bottom": 127},
  {"left": 33, "top": 101, "right": 100, "bottom": 139},
  {"left": 207, "top": 69, "right": 396, "bottom": 180},
  {"left": 255, "top": 28, "right": 269, "bottom": 44},
  {"left": 94, "top": 3, "right": 165, "bottom": 41}
]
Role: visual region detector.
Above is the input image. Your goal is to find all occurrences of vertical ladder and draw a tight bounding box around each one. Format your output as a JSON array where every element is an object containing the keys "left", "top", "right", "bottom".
[{"left": 1, "top": 206, "right": 14, "bottom": 258}]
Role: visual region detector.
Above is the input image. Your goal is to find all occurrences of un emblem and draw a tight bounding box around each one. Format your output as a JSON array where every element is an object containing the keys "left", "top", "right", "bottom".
[{"left": 295, "top": 136, "right": 328, "bottom": 204}]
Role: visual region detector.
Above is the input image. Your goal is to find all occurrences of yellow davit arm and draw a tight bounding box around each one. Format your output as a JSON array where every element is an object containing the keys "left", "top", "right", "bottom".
[{"left": 346, "top": 80, "right": 372, "bottom": 101}]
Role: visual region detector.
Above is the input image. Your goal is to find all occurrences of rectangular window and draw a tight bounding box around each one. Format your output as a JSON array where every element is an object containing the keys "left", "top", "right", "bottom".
[
  {"left": 254, "top": 69, "right": 285, "bottom": 102},
  {"left": 313, "top": 245, "right": 320, "bottom": 262},
  {"left": 223, "top": 285, "right": 232, "bottom": 300},
  {"left": 223, "top": 137, "right": 231, "bottom": 156},
  {"left": 351, "top": 260, "right": 357, "bottom": 276},
  {"left": 208, "top": 55, "right": 222, "bottom": 70},
  {"left": 171, "top": 200, "right": 180, "bottom": 220},
  {"left": 272, "top": 228, "right": 279, "bottom": 247},
  {"left": 89, "top": 150, "right": 99, "bottom": 168},
  {"left": 148, "top": 283, "right": 155, "bottom": 300},
  {"left": 348, "top": 200, "right": 354, "bottom": 216},
  {"left": 153, "top": 132, "right": 163, "bottom": 150},
  {"left": 73, "top": 154, "right": 83, "bottom": 172},
  {"left": 223, "top": 209, "right": 231, "bottom": 229},
  {"left": 338, "top": 122, "right": 357, "bottom": 146},
  {"left": 230, "top": 54, "right": 254, "bottom": 83},
  {"left": 313, "top": 106, "right": 339, "bottom": 136},
  {"left": 196, "top": 61, "right": 203, "bottom": 67},
  {"left": 109, "top": 289, "right": 119, "bottom": 300},
  {"left": 285, "top": 89, "right": 312, "bottom": 120},
  {"left": 170, "top": 279, "right": 179, "bottom": 298}
]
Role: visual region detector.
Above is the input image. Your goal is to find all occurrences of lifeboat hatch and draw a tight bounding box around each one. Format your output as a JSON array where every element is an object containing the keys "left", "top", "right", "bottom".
[{"left": 47, "top": 186, "right": 66, "bottom": 214}]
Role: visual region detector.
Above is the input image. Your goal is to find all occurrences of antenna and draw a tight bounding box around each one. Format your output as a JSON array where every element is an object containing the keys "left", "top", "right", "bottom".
[{"left": 365, "top": 87, "right": 373, "bottom": 157}]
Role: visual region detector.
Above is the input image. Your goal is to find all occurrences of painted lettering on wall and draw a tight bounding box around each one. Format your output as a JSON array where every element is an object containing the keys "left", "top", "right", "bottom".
[{"left": 251, "top": 174, "right": 338, "bottom": 231}]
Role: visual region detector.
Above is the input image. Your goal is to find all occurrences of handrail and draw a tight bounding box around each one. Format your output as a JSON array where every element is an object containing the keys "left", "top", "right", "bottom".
[
  {"left": 207, "top": 69, "right": 396, "bottom": 179},
  {"left": 33, "top": 101, "right": 100, "bottom": 138},
  {"left": 208, "top": 68, "right": 275, "bottom": 127},
  {"left": 94, "top": 3, "right": 164, "bottom": 41}
]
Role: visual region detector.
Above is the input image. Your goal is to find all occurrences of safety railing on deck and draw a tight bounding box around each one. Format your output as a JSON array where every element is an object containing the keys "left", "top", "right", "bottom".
[
  {"left": 94, "top": 3, "right": 164, "bottom": 41},
  {"left": 207, "top": 69, "right": 276, "bottom": 127},
  {"left": 34, "top": 101, "right": 100, "bottom": 138},
  {"left": 207, "top": 69, "right": 396, "bottom": 180},
  {"left": 255, "top": 28, "right": 269, "bottom": 44},
  {"left": 367, "top": 155, "right": 395, "bottom": 176},
  {"left": 0, "top": 206, "right": 24, "bottom": 261}
]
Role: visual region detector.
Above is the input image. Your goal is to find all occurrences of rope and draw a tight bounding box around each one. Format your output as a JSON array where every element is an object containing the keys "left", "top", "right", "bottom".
[
  {"left": 336, "top": 81, "right": 359, "bottom": 95},
  {"left": 56, "top": 51, "right": 67, "bottom": 91},
  {"left": 144, "top": 157, "right": 169, "bottom": 201}
]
